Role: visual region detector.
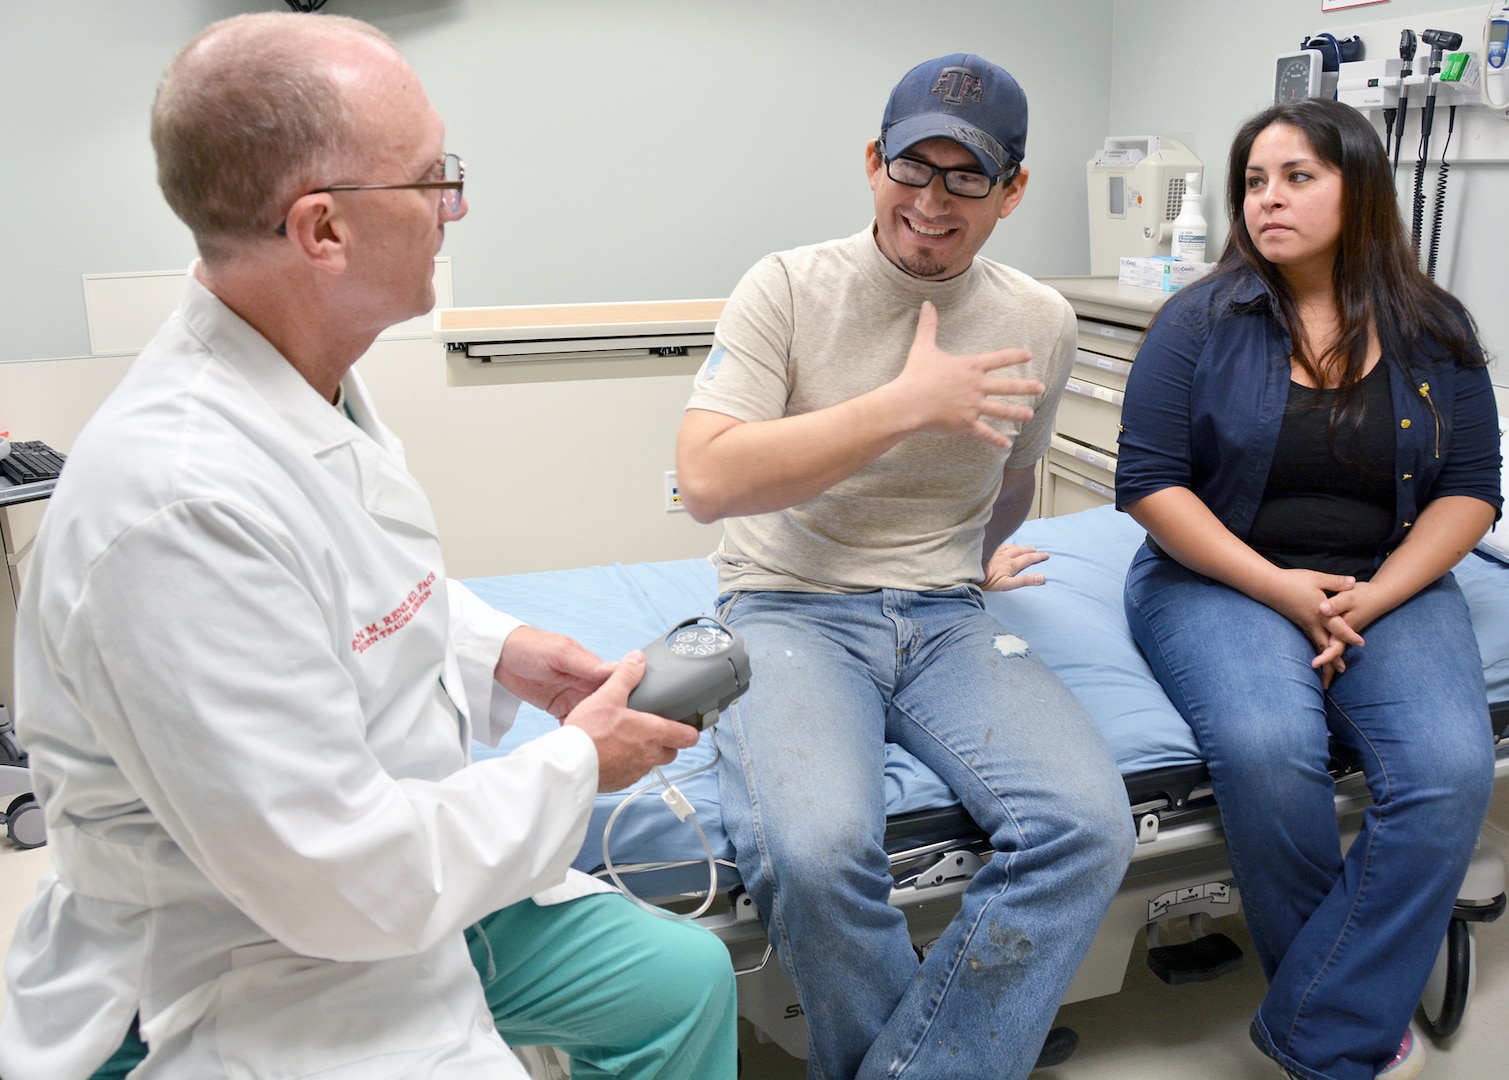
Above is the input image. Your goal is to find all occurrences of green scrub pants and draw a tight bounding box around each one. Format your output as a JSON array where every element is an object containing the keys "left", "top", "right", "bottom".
[{"left": 92, "top": 892, "right": 738, "bottom": 1079}]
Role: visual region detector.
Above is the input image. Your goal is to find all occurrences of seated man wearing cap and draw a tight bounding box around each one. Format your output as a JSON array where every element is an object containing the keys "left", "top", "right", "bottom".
[{"left": 675, "top": 55, "right": 1134, "bottom": 1080}]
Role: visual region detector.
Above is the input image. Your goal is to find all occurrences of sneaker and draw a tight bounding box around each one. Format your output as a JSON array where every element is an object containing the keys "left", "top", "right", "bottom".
[
  {"left": 1376, "top": 1026, "right": 1425, "bottom": 1080},
  {"left": 1031, "top": 1026, "right": 1078, "bottom": 1071},
  {"left": 1270, "top": 1026, "right": 1424, "bottom": 1080}
]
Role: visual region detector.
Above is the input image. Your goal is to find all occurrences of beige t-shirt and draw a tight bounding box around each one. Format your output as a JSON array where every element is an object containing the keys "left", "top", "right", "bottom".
[{"left": 686, "top": 227, "right": 1077, "bottom": 593}]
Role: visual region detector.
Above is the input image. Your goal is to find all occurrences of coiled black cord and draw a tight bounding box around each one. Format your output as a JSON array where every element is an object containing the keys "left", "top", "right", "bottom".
[
  {"left": 1411, "top": 155, "right": 1428, "bottom": 258},
  {"left": 1426, "top": 106, "right": 1458, "bottom": 281}
]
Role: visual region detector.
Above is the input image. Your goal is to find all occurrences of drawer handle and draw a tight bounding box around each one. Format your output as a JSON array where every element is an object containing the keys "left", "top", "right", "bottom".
[
  {"left": 1072, "top": 446, "right": 1116, "bottom": 471},
  {"left": 1071, "top": 474, "right": 1113, "bottom": 498},
  {"left": 1064, "top": 379, "right": 1125, "bottom": 407},
  {"left": 1074, "top": 351, "right": 1132, "bottom": 376}
]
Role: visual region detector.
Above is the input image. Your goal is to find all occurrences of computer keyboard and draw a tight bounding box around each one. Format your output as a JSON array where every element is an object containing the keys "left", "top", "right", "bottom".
[{"left": 0, "top": 440, "right": 66, "bottom": 485}]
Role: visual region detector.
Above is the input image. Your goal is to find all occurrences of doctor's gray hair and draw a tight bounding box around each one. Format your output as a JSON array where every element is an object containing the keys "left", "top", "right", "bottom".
[{"left": 150, "top": 13, "right": 395, "bottom": 264}]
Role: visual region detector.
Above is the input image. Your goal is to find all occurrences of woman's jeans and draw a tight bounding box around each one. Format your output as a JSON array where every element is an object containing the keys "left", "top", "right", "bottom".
[
  {"left": 1125, "top": 547, "right": 1494, "bottom": 1080},
  {"left": 714, "top": 587, "right": 1133, "bottom": 1080}
]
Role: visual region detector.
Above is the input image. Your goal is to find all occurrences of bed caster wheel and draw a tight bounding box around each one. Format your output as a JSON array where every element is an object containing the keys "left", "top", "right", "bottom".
[
  {"left": 1420, "top": 917, "right": 1473, "bottom": 1040},
  {"left": 5, "top": 794, "right": 45, "bottom": 849}
]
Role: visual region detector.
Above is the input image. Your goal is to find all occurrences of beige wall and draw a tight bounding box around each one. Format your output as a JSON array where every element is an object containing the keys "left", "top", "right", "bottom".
[
  {"left": 0, "top": 344, "right": 721, "bottom": 580},
  {"left": 355, "top": 339, "right": 723, "bottom": 578},
  {"left": 0, "top": 355, "right": 134, "bottom": 455}
]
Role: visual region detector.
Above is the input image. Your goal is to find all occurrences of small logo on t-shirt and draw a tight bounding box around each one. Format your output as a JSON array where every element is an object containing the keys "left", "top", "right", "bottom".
[{"left": 697, "top": 346, "right": 726, "bottom": 384}]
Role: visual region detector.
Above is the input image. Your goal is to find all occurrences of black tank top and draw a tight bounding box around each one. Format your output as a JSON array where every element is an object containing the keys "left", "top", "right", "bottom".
[{"left": 1247, "top": 361, "right": 1396, "bottom": 580}]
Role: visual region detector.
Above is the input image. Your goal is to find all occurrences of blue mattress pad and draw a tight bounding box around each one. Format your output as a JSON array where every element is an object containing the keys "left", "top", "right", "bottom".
[{"left": 465, "top": 505, "right": 1509, "bottom": 886}]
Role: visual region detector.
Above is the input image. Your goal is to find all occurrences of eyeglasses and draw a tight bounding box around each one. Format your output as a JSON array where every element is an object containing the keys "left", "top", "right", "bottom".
[
  {"left": 318, "top": 152, "right": 465, "bottom": 213},
  {"left": 884, "top": 155, "right": 1017, "bottom": 199},
  {"left": 276, "top": 153, "right": 464, "bottom": 234}
]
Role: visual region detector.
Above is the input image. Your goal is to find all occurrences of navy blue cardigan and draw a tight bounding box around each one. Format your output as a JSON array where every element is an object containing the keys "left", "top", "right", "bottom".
[{"left": 1115, "top": 269, "right": 1502, "bottom": 569}]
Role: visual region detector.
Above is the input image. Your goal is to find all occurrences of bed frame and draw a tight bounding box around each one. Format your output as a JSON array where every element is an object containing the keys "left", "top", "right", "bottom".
[
  {"left": 467, "top": 505, "right": 1509, "bottom": 1064},
  {"left": 708, "top": 707, "right": 1509, "bottom": 1060}
]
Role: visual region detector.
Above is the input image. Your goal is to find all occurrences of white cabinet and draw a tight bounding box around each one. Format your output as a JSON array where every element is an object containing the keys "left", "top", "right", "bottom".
[{"left": 1036, "top": 277, "right": 1169, "bottom": 518}]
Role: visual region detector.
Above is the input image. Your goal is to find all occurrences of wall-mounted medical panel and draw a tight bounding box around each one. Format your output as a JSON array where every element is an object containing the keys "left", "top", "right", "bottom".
[{"left": 1330, "top": 3, "right": 1509, "bottom": 164}]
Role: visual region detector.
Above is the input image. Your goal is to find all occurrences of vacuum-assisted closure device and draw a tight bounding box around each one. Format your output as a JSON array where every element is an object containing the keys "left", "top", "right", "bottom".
[{"left": 627, "top": 617, "right": 752, "bottom": 731}]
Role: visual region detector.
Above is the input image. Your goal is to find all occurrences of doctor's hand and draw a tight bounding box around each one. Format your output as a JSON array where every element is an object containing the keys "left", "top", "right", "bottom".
[
  {"left": 983, "top": 544, "right": 1049, "bottom": 591},
  {"left": 495, "top": 626, "right": 615, "bottom": 720},
  {"left": 564, "top": 652, "right": 701, "bottom": 792},
  {"left": 889, "top": 302, "right": 1043, "bottom": 450}
]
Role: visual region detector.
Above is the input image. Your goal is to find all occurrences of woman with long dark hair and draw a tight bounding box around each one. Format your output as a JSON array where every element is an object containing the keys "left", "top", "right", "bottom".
[{"left": 1116, "top": 97, "right": 1502, "bottom": 1080}]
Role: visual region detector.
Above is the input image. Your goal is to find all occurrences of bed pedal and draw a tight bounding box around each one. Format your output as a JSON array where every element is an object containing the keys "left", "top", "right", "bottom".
[
  {"left": 1146, "top": 932, "right": 1244, "bottom": 985},
  {"left": 913, "top": 850, "right": 984, "bottom": 889}
]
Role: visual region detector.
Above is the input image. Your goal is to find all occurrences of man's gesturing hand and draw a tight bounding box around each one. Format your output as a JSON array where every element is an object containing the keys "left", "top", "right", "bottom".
[{"left": 890, "top": 301, "right": 1044, "bottom": 449}]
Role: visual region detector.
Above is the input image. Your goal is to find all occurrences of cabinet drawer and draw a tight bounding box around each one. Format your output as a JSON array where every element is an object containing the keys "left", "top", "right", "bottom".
[
  {"left": 1043, "top": 456, "right": 1116, "bottom": 517},
  {"left": 1073, "top": 349, "right": 1131, "bottom": 392},
  {"left": 1075, "top": 318, "right": 1143, "bottom": 362},
  {"left": 1055, "top": 378, "right": 1124, "bottom": 457},
  {"left": 1048, "top": 434, "right": 1116, "bottom": 485}
]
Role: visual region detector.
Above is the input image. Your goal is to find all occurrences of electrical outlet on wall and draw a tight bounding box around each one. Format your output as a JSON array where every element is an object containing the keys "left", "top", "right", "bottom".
[{"left": 665, "top": 470, "right": 685, "bottom": 512}]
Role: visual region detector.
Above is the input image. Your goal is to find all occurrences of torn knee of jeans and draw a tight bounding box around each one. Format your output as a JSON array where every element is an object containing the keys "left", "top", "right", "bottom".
[{"left": 991, "top": 634, "right": 1030, "bottom": 658}]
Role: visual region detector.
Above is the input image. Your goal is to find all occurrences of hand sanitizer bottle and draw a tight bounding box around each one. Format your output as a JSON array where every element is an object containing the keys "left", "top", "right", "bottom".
[{"left": 1170, "top": 172, "right": 1207, "bottom": 262}]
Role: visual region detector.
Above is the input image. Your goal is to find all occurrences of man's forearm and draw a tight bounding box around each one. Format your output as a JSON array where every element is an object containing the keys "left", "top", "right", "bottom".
[
  {"left": 981, "top": 465, "right": 1037, "bottom": 569},
  {"left": 676, "top": 394, "right": 915, "bottom": 522}
]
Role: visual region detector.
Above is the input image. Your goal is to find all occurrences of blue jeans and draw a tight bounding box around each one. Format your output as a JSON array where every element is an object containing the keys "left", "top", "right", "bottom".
[
  {"left": 1125, "top": 547, "right": 1494, "bottom": 1080},
  {"left": 714, "top": 587, "right": 1133, "bottom": 1080}
]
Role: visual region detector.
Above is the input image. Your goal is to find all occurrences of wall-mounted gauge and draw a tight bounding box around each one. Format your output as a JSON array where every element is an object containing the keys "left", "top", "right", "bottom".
[{"left": 1274, "top": 50, "right": 1324, "bottom": 104}]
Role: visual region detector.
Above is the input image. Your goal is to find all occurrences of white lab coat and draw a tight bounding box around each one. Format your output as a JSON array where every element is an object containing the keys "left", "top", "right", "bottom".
[{"left": 0, "top": 270, "right": 611, "bottom": 1079}]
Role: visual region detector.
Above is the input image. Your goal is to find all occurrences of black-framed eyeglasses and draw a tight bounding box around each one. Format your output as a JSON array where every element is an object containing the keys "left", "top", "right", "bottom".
[
  {"left": 884, "top": 154, "right": 1018, "bottom": 199},
  {"left": 276, "top": 153, "right": 464, "bottom": 234}
]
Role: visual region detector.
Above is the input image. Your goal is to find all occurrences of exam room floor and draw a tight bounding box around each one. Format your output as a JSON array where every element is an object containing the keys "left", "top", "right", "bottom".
[
  {"left": 738, "top": 801, "right": 1509, "bottom": 1079},
  {"left": 5, "top": 822, "right": 1509, "bottom": 1079},
  {"left": 738, "top": 918, "right": 1509, "bottom": 1078}
]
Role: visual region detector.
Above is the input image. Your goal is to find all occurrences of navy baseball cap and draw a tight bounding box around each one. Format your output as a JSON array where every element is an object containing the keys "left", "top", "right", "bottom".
[{"left": 879, "top": 54, "right": 1027, "bottom": 180}]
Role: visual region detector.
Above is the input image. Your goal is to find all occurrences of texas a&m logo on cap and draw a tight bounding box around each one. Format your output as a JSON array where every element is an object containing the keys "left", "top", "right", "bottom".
[{"left": 932, "top": 67, "right": 984, "bottom": 107}]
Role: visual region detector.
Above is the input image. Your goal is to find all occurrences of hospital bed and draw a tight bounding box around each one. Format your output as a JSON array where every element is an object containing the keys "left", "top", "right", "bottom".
[{"left": 467, "top": 504, "right": 1509, "bottom": 1064}]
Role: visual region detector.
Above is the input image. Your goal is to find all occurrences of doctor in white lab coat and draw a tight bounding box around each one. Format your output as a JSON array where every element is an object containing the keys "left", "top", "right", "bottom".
[{"left": 0, "top": 13, "right": 736, "bottom": 1080}]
